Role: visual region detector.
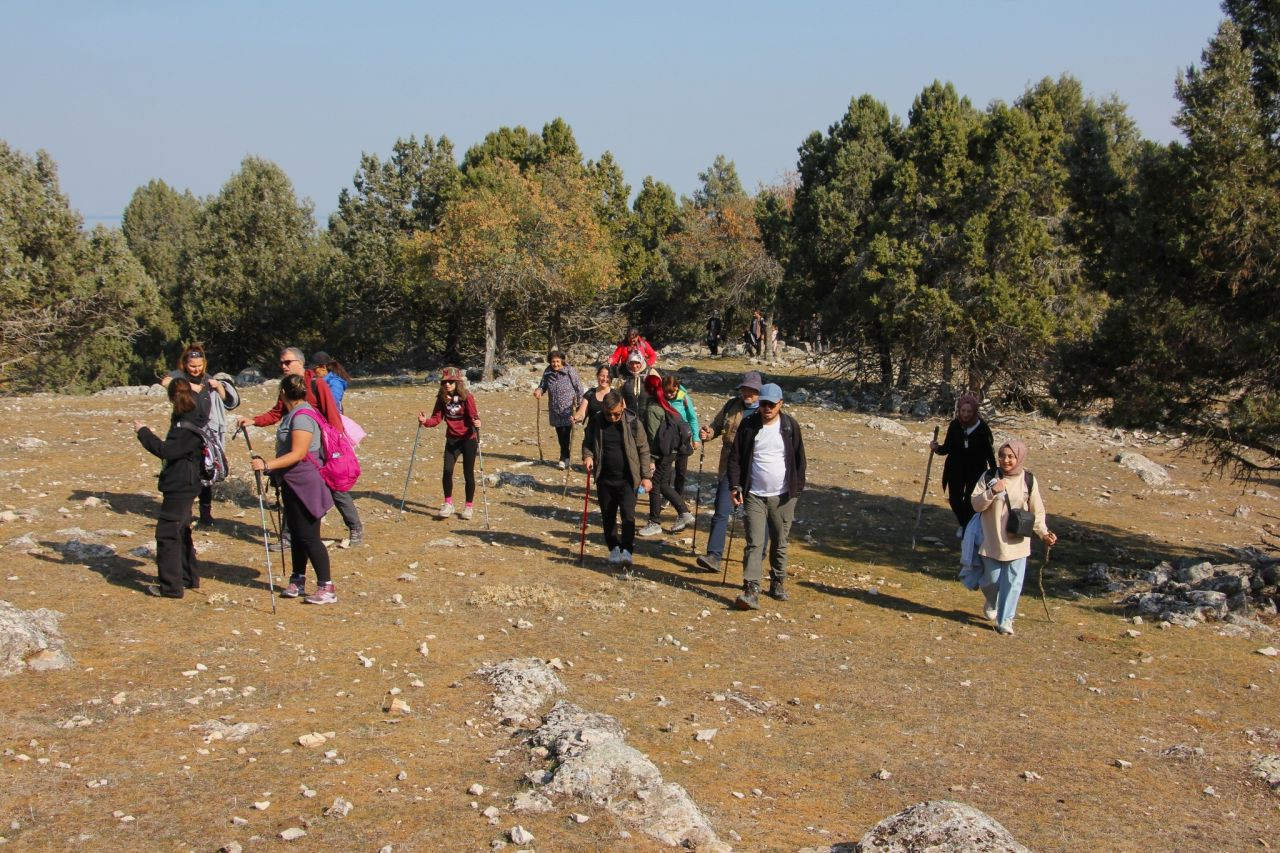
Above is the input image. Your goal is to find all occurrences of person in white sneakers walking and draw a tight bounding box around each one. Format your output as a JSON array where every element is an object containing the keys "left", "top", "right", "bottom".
[
  {"left": 582, "top": 391, "right": 652, "bottom": 570},
  {"left": 418, "top": 367, "right": 481, "bottom": 520},
  {"left": 727, "top": 383, "right": 805, "bottom": 609}
]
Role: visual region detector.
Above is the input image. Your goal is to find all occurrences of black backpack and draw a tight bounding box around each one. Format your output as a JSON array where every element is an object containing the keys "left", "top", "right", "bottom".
[
  {"left": 177, "top": 420, "right": 229, "bottom": 487},
  {"left": 657, "top": 410, "right": 693, "bottom": 458}
]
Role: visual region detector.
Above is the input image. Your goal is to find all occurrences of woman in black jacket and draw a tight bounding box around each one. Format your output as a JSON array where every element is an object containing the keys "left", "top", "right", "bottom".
[
  {"left": 134, "top": 378, "right": 205, "bottom": 598},
  {"left": 930, "top": 393, "right": 997, "bottom": 535}
]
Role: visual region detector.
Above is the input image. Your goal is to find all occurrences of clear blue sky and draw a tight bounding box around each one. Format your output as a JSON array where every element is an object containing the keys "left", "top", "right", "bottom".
[{"left": 3, "top": 1, "right": 1225, "bottom": 226}]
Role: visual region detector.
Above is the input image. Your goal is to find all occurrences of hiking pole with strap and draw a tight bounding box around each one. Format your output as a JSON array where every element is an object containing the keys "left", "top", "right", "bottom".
[
  {"left": 535, "top": 397, "right": 544, "bottom": 462},
  {"left": 578, "top": 465, "right": 593, "bottom": 564},
  {"left": 236, "top": 425, "right": 277, "bottom": 615},
  {"left": 398, "top": 422, "right": 422, "bottom": 519},
  {"left": 691, "top": 443, "right": 706, "bottom": 554},
  {"left": 911, "top": 425, "right": 940, "bottom": 550},
  {"left": 476, "top": 428, "right": 491, "bottom": 530},
  {"left": 723, "top": 505, "right": 738, "bottom": 587},
  {"left": 1039, "top": 544, "right": 1055, "bottom": 622}
]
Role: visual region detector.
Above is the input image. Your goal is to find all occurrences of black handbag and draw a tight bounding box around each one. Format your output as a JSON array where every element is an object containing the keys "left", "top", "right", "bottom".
[{"left": 1004, "top": 471, "right": 1036, "bottom": 539}]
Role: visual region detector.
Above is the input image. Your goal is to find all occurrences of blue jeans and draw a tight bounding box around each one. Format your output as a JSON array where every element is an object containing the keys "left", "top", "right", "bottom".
[
  {"left": 704, "top": 474, "right": 768, "bottom": 559},
  {"left": 980, "top": 555, "right": 1027, "bottom": 627}
]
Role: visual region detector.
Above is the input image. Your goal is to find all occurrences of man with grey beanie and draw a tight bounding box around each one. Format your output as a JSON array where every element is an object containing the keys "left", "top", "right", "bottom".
[{"left": 726, "top": 382, "right": 805, "bottom": 609}]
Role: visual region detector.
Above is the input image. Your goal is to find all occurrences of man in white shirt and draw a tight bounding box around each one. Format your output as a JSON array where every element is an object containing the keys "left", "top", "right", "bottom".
[{"left": 726, "top": 383, "right": 806, "bottom": 610}]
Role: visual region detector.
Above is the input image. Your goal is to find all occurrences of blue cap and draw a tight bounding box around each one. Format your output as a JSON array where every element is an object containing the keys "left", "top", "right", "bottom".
[{"left": 759, "top": 383, "right": 783, "bottom": 403}]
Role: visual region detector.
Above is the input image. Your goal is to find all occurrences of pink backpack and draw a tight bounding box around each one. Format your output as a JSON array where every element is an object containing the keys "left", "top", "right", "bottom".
[{"left": 292, "top": 409, "right": 361, "bottom": 492}]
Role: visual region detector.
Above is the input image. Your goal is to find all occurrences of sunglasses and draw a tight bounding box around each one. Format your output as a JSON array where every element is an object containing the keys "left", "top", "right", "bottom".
[
  {"left": 185, "top": 352, "right": 204, "bottom": 359},
  {"left": 280, "top": 358, "right": 298, "bottom": 366},
  {"left": 605, "top": 409, "right": 625, "bottom": 420},
  {"left": 759, "top": 399, "right": 781, "bottom": 408}
]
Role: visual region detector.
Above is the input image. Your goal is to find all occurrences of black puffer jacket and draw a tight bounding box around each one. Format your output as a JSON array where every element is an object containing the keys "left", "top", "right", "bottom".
[{"left": 136, "top": 419, "right": 204, "bottom": 497}]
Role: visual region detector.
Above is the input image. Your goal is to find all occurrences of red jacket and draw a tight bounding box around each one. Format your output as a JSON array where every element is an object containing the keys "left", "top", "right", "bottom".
[
  {"left": 252, "top": 369, "right": 343, "bottom": 431},
  {"left": 607, "top": 337, "right": 657, "bottom": 368}
]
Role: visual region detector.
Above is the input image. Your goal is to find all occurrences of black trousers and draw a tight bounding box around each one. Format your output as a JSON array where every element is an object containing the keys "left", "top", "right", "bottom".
[
  {"left": 597, "top": 477, "right": 636, "bottom": 552},
  {"left": 283, "top": 481, "right": 331, "bottom": 585},
  {"left": 443, "top": 436, "right": 478, "bottom": 502},
  {"left": 555, "top": 425, "right": 572, "bottom": 461},
  {"left": 948, "top": 481, "right": 979, "bottom": 529},
  {"left": 198, "top": 483, "right": 212, "bottom": 517},
  {"left": 155, "top": 492, "right": 199, "bottom": 596},
  {"left": 648, "top": 453, "right": 689, "bottom": 521}
]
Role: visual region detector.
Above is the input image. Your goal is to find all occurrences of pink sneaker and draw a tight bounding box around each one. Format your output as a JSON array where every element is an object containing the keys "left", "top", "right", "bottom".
[{"left": 304, "top": 582, "right": 337, "bottom": 605}]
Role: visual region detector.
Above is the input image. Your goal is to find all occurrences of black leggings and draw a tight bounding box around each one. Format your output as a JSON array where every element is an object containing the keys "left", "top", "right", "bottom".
[
  {"left": 283, "top": 481, "right": 330, "bottom": 585},
  {"left": 948, "top": 480, "right": 980, "bottom": 529},
  {"left": 443, "top": 437, "right": 478, "bottom": 502},
  {"left": 648, "top": 453, "right": 689, "bottom": 521},
  {"left": 555, "top": 425, "right": 573, "bottom": 460}
]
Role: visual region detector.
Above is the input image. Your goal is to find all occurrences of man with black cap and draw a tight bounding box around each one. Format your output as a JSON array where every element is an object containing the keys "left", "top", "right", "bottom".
[
  {"left": 692, "top": 371, "right": 764, "bottom": 574},
  {"left": 727, "top": 382, "right": 805, "bottom": 609}
]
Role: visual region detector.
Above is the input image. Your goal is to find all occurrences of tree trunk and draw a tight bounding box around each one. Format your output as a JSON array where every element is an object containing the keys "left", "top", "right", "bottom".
[
  {"left": 483, "top": 304, "right": 497, "bottom": 382},
  {"left": 878, "top": 339, "right": 893, "bottom": 391},
  {"left": 548, "top": 306, "right": 562, "bottom": 352},
  {"left": 765, "top": 311, "right": 777, "bottom": 363}
]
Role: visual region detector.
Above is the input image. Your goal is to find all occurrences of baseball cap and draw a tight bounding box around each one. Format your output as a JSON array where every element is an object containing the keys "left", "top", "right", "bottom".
[{"left": 758, "top": 383, "right": 783, "bottom": 404}]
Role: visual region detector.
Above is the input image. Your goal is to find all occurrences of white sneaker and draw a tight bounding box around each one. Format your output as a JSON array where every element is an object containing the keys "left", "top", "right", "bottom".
[
  {"left": 984, "top": 605, "right": 998, "bottom": 621},
  {"left": 459, "top": 505, "right": 473, "bottom": 520},
  {"left": 608, "top": 546, "right": 622, "bottom": 565},
  {"left": 637, "top": 522, "right": 662, "bottom": 537},
  {"left": 619, "top": 549, "right": 632, "bottom": 567},
  {"left": 557, "top": 459, "right": 567, "bottom": 470},
  {"left": 996, "top": 622, "right": 1015, "bottom": 636},
  {"left": 437, "top": 501, "right": 455, "bottom": 518},
  {"left": 669, "top": 512, "right": 696, "bottom": 533}
]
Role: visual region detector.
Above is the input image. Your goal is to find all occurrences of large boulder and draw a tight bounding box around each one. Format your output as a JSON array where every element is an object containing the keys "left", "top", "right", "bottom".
[
  {"left": 1114, "top": 451, "right": 1170, "bottom": 486},
  {"left": 857, "top": 800, "right": 1030, "bottom": 852},
  {"left": 0, "top": 600, "right": 73, "bottom": 676},
  {"left": 477, "top": 658, "right": 565, "bottom": 720}
]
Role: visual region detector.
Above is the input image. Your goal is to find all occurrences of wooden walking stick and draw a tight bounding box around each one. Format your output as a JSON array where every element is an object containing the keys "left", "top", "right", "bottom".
[
  {"left": 535, "top": 397, "right": 544, "bottom": 462},
  {"left": 722, "top": 505, "right": 737, "bottom": 587},
  {"left": 577, "top": 466, "right": 592, "bottom": 564},
  {"left": 911, "top": 425, "right": 941, "bottom": 550},
  {"left": 1038, "top": 544, "right": 1055, "bottom": 622},
  {"left": 691, "top": 443, "right": 706, "bottom": 554}
]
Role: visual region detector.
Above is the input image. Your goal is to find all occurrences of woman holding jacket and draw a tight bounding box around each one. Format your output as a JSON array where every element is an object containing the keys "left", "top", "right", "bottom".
[
  {"left": 970, "top": 439, "right": 1057, "bottom": 635},
  {"left": 161, "top": 342, "right": 239, "bottom": 528},
  {"left": 134, "top": 379, "right": 205, "bottom": 598}
]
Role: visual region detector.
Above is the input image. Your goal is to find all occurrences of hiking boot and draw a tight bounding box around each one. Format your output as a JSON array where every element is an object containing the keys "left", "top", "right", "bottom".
[
  {"left": 280, "top": 576, "right": 305, "bottom": 599},
  {"left": 767, "top": 579, "right": 788, "bottom": 601},
  {"left": 196, "top": 512, "right": 215, "bottom": 530},
  {"left": 668, "top": 512, "right": 696, "bottom": 533},
  {"left": 608, "top": 547, "right": 622, "bottom": 565},
  {"left": 693, "top": 554, "right": 721, "bottom": 573},
  {"left": 348, "top": 527, "right": 364, "bottom": 547},
  {"left": 637, "top": 521, "right": 662, "bottom": 537},
  {"left": 145, "top": 583, "right": 182, "bottom": 599},
  {"left": 268, "top": 538, "right": 291, "bottom": 552},
  {"left": 459, "top": 505, "right": 474, "bottom": 521},
  {"left": 734, "top": 581, "right": 761, "bottom": 610},
  {"left": 437, "top": 501, "right": 455, "bottom": 518},
  {"left": 304, "top": 582, "right": 337, "bottom": 605}
]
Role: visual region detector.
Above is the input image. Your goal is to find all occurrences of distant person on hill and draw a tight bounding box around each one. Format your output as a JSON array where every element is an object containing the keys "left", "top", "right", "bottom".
[
  {"left": 931, "top": 394, "right": 997, "bottom": 537},
  {"left": 311, "top": 351, "right": 350, "bottom": 414},
  {"left": 534, "top": 350, "right": 585, "bottom": 470},
  {"left": 582, "top": 390, "right": 653, "bottom": 569},
  {"left": 608, "top": 327, "right": 657, "bottom": 375},
  {"left": 418, "top": 367, "right": 481, "bottom": 520},
  {"left": 250, "top": 374, "right": 337, "bottom": 604},
  {"left": 969, "top": 439, "right": 1057, "bottom": 635},
  {"left": 692, "top": 371, "right": 764, "bottom": 574},
  {"left": 745, "top": 310, "right": 765, "bottom": 356},
  {"left": 705, "top": 313, "right": 723, "bottom": 356},
  {"left": 161, "top": 342, "right": 239, "bottom": 529},
  {"left": 134, "top": 378, "right": 205, "bottom": 598}
]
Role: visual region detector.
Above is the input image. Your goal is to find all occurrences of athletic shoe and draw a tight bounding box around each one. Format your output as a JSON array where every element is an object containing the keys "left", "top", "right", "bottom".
[
  {"left": 557, "top": 459, "right": 567, "bottom": 470},
  {"left": 280, "top": 576, "right": 305, "bottom": 599},
  {"left": 348, "top": 527, "right": 364, "bottom": 547},
  {"left": 668, "top": 512, "right": 696, "bottom": 533},
  {"left": 995, "top": 622, "right": 1015, "bottom": 636},
  {"left": 304, "top": 582, "right": 337, "bottom": 605},
  {"left": 608, "top": 547, "right": 622, "bottom": 565},
  {"left": 145, "top": 583, "right": 182, "bottom": 599},
  {"left": 637, "top": 522, "right": 662, "bottom": 537},
  {"left": 459, "top": 505, "right": 474, "bottom": 521},
  {"left": 619, "top": 549, "right": 633, "bottom": 567},
  {"left": 268, "top": 539, "right": 291, "bottom": 552},
  {"left": 693, "top": 554, "right": 720, "bottom": 573},
  {"left": 437, "top": 501, "right": 455, "bottom": 518},
  {"left": 983, "top": 604, "right": 998, "bottom": 621}
]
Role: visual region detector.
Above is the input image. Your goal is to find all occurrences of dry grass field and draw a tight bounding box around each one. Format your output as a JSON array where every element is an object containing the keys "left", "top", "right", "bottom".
[{"left": 1, "top": 355, "right": 1276, "bottom": 851}]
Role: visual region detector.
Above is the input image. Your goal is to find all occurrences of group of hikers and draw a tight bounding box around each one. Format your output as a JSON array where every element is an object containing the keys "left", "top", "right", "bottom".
[{"left": 132, "top": 328, "right": 1056, "bottom": 633}]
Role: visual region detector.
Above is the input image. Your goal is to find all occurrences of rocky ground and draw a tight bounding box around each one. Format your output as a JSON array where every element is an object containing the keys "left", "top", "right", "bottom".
[{"left": 0, "top": 352, "right": 1277, "bottom": 851}]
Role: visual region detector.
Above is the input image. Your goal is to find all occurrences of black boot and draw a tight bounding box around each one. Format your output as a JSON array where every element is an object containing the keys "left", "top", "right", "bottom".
[
  {"left": 734, "top": 580, "right": 760, "bottom": 610},
  {"left": 196, "top": 506, "right": 215, "bottom": 529},
  {"left": 768, "top": 574, "right": 788, "bottom": 601}
]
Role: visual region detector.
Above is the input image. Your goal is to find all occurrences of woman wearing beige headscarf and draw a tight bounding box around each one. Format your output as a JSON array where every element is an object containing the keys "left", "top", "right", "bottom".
[{"left": 970, "top": 439, "right": 1057, "bottom": 635}]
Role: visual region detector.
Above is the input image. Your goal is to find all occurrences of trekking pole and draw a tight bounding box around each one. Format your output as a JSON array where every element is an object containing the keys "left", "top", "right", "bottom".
[
  {"left": 911, "top": 425, "right": 941, "bottom": 550},
  {"left": 691, "top": 443, "right": 706, "bottom": 554},
  {"left": 236, "top": 426, "right": 277, "bottom": 615},
  {"left": 535, "top": 397, "right": 544, "bottom": 462},
  {"left": 1039, "top": 544, "right": 1055, "bottom": 623},
  {"left": 577, "top": 466, "right": 593, "bottom": 564},
  {"left": 722, "top": 505, "right": 737, "bottom": 587},
  {"left": 398, "top": 422, "right": 422, "bottom": 518},
  {"left": 476, "top": 429, "right": 491, "bottom": 530}
]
